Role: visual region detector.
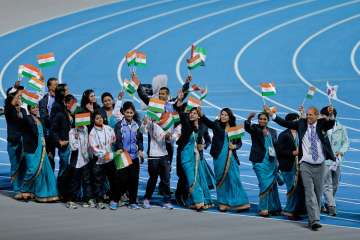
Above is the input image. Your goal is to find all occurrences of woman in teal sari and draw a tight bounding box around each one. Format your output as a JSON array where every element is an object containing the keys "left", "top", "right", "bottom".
[
  {"left": 4, "top": 88, "right": 26, "bottom": 199},
  {"left": 19, "top": 104, "right": 59, "bottom": 202},
  {"left": 200, "top": 108, "right": 250, "bottom": 212},
  {"left": 177, "top": 107, "right": 214, "bottom": 211},
  {"left": 244, "top": 112, "right": 281, "bottom": 217},
  {"left": 277, "top": 113, "right": 305, "bottom": 219}
]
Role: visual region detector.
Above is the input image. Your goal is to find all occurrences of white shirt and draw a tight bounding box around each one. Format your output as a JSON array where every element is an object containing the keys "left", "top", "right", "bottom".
[
  {"left": 89, "top": 125, "right": 116, "bottom": 165},
  {"left": 300, "top": 121, "right": 325, "bottom": 164},
  {"left": 69, "top": 127, "right": 90, "bottom": 168},
  {"left": 143, "top": 120, "right": 170, "bottom": 158}
]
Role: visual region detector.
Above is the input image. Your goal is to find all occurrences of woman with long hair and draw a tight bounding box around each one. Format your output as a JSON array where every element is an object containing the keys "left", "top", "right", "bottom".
[
  {"left": 200, "top": 107, "right": 250, "bottom": 212},
  {"left": 175, "top": 102, "right": 214, "bottom": 211}
]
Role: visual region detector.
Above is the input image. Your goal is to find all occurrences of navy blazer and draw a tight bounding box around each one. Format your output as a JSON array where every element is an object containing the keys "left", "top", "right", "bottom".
[
  {"left": 277, "top": 129, "right": 297, "bottom": 171},
  {"left": 201, "top": 115, "right": 242, "bottom": 162},
  {"left": 244, "top": 120, "right": 278, "bottom": 163},
  {"left": 273, "top": 116, "right": 336, "bottom": 161}
]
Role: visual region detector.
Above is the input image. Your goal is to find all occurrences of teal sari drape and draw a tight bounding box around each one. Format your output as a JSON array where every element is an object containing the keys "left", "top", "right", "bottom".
[
  {"left": 213, "top": 136, "right": 249, "bottom": 209},
  {"left": 181, "top": 133, "right": 213, "bottom": 207},
  {"left": 252, "top": 134, "right": 281, "bottom": 212},
  {"left": 8, "top": 141, "right": 24, "bottom": 192},
  {"left": 22, "top": 122, "right": 58, "bottom": 202}
]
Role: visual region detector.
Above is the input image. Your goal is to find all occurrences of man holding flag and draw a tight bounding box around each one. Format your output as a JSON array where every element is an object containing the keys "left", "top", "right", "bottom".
[{"left": 265, "top": 105, "right": 335, "bottom": 231}]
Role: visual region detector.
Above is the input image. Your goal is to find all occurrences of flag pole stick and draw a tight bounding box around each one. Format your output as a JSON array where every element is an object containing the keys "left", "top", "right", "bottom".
[{"left": 301, "top": 97, "right": 306, "bottom": 107}]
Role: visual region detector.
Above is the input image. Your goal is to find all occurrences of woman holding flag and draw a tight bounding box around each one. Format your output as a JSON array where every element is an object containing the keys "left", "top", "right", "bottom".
[
  {"left": 175, "top": 94, "right": 214, "bottom": 211},
  {"left": 18, "top": 101, "right": 59, "bottom": 202},
  {"left": 199, "top": 107, "right": 250, "bottom": 212},
  {"left": 113, "top": 101, "right": 144, "bottom": 210},
  {"left": 244, "top": 112, "right": 281, "bottom": 217}
]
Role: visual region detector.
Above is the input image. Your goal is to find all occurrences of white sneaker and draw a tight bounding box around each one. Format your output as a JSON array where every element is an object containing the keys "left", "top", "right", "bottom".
[
  {"left": 143, "top": 199, "right": 151, "bottom": 209},
  {"left": 162, "top": 203, "right": 174, "bottom": 210}
]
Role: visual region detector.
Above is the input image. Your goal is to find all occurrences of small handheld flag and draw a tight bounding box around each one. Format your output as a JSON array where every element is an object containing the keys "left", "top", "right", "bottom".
[
  {"left": 114, "top": 151, "right": 133, "bottom": 170},
  {"left": 326, "top": 81, "right": 338, "bottom": 100},
  {"left": 21, "top": 90, "right": 40, "bottom": 107},
  {"left": 227, "top": 125, "right": 245, "bottom": 141},
  {"left": 135, "top": 52, "right": 146, "bottom": 67},
  {"left": 200, "top": 88, "right": 208, "bottom": 100},
  {"left": 37, "top": 52, "right": 56, "bottom": 68},
  {"left": 75, "top": 112, "right": 91, "bottom": 127},
  {"left": 186, "top": 96, "right": 201, "bottom": 111},
  {"left": 261, "top": 83, "right": 276, "bottom": 97},
  {"left": 158, "top": 112, "right": 174, "bottom": 131},
  {"left": 20, "top": 64, "right": 42, "bottom": 80},
  {"left": 148, "top": 98, "right": 165, "bottom": 113},
  {"left": 28, "top": 77, "right": 45, "bottom": 92},
  {"left": 306, "top": 86, "right": 316, "bottom": 99},
  {"left": 126, "top": 50, "right": 137, "bottom": 67}
]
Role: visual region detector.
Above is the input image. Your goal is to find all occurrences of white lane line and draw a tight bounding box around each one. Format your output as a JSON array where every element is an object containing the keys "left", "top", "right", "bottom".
[
  {"left": 338, "top": 116, "right": 360, "bottom": 121},
  {"left": 174, "top": 0, "right": 314, "bottom": 127},
  {"left": 351, "top": 40, "right": 360, "bottom": 76},
  {"left": 58, "top": 0, "right": 222, "bottom": 83},
  {"left": 293, "top": 13, "right": 360, "bottom": 110},
  {"left": 233, "top": 0, "right": 360, "bottom": 132},
  {"left": 115, "top": 0, "right": 270, "bottom": 120},
  {"left": 0, "top": 0, "right": 174, "bottom": 97}
]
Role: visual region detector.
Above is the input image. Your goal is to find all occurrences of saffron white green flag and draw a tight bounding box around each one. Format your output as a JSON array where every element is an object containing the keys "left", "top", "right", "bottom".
[
  {"left": 37, "top": 52, "right": 56, "bottom": 68},
  {"left": 21, "top": 90, "right": 40, "bottom": 107},
  {"left": 187, "top": 55, "right": 202, "bottom": 70},
  {"left": 135, "top": 52, "right": 146, "bottom": 67},
  {"left": 158, "top": 112, "right": 174, "bottom": 131},
  {"left": 114, "top": 151, "right": 133, "bottom": 170},
  {"left": 126, "top": 50, "right": 137, "bottom": 66},
  {"left": 194, "top": 46, "right": 206, "bottom": 63},
  {"left": 75, "top": 112, "right": 91, "bottom": 127},
  {"left": 21, "top": 64, "right": 41, "bottom": 79},
  {"left": 306, "top": 86, "right": 316, "bottom": 99},
  {"left": 227, "top": 125, "right": 245, "bottom": 141},
  {"left": 261, "top": 83, "right": 276, "bottom": 97},
  {"left": 28, "top": 77, "right": 45, "bottom": 92},
  {"left": 148, "top": 98, "right": 165, "bottom": 113}
]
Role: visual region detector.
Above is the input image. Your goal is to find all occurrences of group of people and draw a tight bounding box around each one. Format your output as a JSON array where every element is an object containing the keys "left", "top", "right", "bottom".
[{"left": 4, "top": 73, "right": 349, "bottom": 231}]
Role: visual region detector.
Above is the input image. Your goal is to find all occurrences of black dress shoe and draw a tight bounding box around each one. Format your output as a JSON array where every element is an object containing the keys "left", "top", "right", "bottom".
[{"left": 311, "top": 223, "right": 322, "bottom": 231}]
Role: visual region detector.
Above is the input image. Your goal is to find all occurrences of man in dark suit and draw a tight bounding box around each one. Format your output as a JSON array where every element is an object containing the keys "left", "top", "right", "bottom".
[
  {"left": 265, "top": 105, "right": 335, "bottom": 231},
  {"left": 39, "top": 77, "right": 58, "bottom": 170}
]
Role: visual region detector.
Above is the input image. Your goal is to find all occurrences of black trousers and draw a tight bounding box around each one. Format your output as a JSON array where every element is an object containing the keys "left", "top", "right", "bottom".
[
  {"left": 175, "top": 148, "right": 188, "bottom": 201},
  {"left": 117, "top": 159, "right": 140, "bottom": 204},
  {"left": 158, "top": 143, "right": 173, "bottom": 194},
  {"left": 93, "top": 161, "right": 119, "bottom": 202},
  {"left": 144, "top": 156, "right": 171, "bottom": 201},
  {"left": 68, "top": 164, "right": 92, "bottom": 202}
]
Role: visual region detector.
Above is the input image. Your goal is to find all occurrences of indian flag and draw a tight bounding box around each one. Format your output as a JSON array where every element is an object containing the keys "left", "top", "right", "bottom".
[
  {"left": 158, "top": 112, "right": 174, "bottom": 131},
  {"left": 37, "top": 52, "right": 56, "bottom": 67},
  {"left": 125, "top": 75, "right": 140, "bottom": 95},
  {"left": 187, "top": 55, "right": 202, "bottom": 70},
  {"left": 261, "top": 83, "right": 276, "bottom": 97},
  {"left": 135, "top": 52, "right": 146, "bottom": 67},
  {"left": 172, "top": 112, "right": 180, "bottom": 124},
  {"left": 28, "top": 77, "right": 45, "bottom": 92},
  {"left": 186, "top": 96, "right": 201, "bottom": 111},
  {"left": 148, "top": 98, "right": 165, "bottom": 113},
  {"left": 227, "top": 125, "right": 245, "bottom": 141},
  {"left": 306, "top": 86, "right": 316, "bottom": 99},
  {"left": 126, "top": 50, "right": 137, "bottom": 66},
  {"left": 191, "top": 84, "right": 201, "bottom": 92},
  {"left": 68, "top": 98, "right": 78, "bottom": 114},
  {"left": 147, "top": 110, "right": 162, "bottom": 122},
  {"left": 21, "top": 90, "right": 40, "bottom": 107},
  {"left": 21, "top": 64, "right": 41, "bottom": 79},
  {"left": 194, "top": 46, "right": 207, "bottom": 63},
  {"left": 114, "top": 151, "right": 133, "bottom": 170},
  {"left": 200, "top": 88, "right": 208, "bottom": 100},
  {"left": 75, "top": 112, "right": 91, "bottom": 127}
]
